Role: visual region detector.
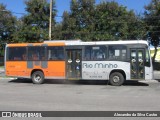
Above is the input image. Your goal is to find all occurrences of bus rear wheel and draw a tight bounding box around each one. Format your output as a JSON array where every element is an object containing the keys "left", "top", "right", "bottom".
[
  {"left": 109, "top": 72, "right": 124, "bottom": 86},
  {"left": 31, "top": 71, "right": 44, "bottom": 84}
]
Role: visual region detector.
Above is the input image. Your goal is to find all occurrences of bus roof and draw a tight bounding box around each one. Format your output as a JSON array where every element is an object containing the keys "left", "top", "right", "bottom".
[
  {"left": 6, "top": 42, "right": 65, "bottom": 47},
  {"left": 44, "top": 40, "right": 149, "bottom": 46},
  {"left": 6, "top": 40, "right": 148, "bottom": 47}
]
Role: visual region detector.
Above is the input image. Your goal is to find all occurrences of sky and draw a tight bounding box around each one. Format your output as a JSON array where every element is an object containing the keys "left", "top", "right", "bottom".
[{"left": 0, "top": 0, "right": 151, "bottom": 22}]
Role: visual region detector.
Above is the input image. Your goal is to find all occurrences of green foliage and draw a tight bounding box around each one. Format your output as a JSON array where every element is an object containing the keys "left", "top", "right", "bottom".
[
  {"left": 0, "top": 4, "right": 16, "bottom": 56},
  {"left": 95, "top": 2, "right": 133, "bottom": 40},
  {"left": 12, "top": 0, "right": 56, "bottom": 43},
  {"left": 144, "top": 0, "right": 160, "bottom": 62},
  {"left": 54, "top": 0, "right": 146, "bottom": 41},
  {"left": 0, "top": 4, "right": 16, "bottom": 43},
  {"left": 0, "top": 0, "right": 156, "bottom": 46},
  {"left": 58, "top": 0, "right": 96, "bottom": 41},
  {"left": 145, "top": 0, "right": 160, "bottom": 46}
]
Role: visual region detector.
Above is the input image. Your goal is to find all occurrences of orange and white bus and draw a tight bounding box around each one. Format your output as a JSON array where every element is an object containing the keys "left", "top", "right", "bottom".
[{"left": 5, "top": 40, "right": 153, "bottom": 86}]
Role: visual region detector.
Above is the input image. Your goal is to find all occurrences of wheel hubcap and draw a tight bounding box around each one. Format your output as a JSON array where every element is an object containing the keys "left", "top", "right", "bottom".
[
  {"left": 35, "top": 75, "right": 41, "bottom": 82},
  {"left": 113, "top": 76, "right": 120, "bottom": 83}
]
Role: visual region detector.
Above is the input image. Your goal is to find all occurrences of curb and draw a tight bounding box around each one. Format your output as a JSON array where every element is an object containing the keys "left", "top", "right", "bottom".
[
  {"left": 0, "top": 77, "right": 16, "bottom": 80},
  {"left": 140, "top": 80, "right": 159, "bottom": 83}
]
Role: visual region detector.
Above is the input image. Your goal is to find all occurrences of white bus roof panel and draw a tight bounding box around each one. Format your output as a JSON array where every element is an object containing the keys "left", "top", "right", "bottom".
[{"left": 44, "top": 40, "right": 148, "bottom": 46}]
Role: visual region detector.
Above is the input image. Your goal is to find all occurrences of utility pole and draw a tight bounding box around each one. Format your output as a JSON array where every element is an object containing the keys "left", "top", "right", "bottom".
[{"left": 49, "top": 0, "right": 52, "bottom": 40}]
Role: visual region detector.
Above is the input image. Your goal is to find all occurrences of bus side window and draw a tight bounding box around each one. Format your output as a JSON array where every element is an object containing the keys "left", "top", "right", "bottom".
[
  {"left": 28, "top": 46, "right": 45, "bottom": 61},
  {"left": 84, "top": 46, "right": 107, "bottom": 60},
  {"left": 84, "top": 48, "right": 91, "bottom": 60},
  {"left": 22, "top": 54, "right": 27, "bottom": 60},
  {"left": 47, "top": 46, "right": 64, "bottom": 60},
  {"left": 7, "top": 47, "right": 26, "bottom": 61},
  {"left": 32, "top": 53, "right": 39, "bottom": 60},
  {"left": 108, "top": 45, "right": 126, "bottom": 60},
  {"left": 109, "top": 51, "right": 115, "bottom": 59},
  {"left": 14, "top": 57, "right": 21, "bottom": 60}
]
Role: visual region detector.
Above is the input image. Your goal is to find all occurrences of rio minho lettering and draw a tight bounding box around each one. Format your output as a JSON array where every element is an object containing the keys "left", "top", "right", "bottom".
[{"left": 83, "top": 63, "right": 118, "bottom": 69}]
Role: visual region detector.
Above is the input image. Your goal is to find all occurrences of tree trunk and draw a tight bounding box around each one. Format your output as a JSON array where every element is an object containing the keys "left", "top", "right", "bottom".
[{"left": 152, "top": 46, "right": 158, "bottom": 63}]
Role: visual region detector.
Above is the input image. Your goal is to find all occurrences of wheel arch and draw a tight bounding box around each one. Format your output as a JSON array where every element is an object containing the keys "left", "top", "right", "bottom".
[
  {"left": 109, "top": 69, "right": 126, "bottom": 80},
  {"left": 31, "top": 69, "right": 44, "bottom": 78}
]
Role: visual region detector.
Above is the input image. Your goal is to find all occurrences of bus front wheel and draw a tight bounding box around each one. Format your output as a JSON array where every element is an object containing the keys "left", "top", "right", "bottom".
[
  {"left": 31, "top": 71, "right": 44, "bottom": 84},
  {"left": 109, "top": 72, "right": 124, "bottom": 86}
]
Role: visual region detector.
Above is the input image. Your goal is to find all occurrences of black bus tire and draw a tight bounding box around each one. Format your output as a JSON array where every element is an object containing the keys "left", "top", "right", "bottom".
[
  {"left": 109, "top": 72, "right": 124, "bottom": 86},
  {"left": 31, "top": 71, "right": 44, "bottom": 84}
]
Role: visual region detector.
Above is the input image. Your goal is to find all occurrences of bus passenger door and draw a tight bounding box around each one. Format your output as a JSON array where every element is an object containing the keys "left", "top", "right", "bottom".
[
  {"left": 66, "top": 49, "right": 82, "bottom": 79},
  {"left": 130, "top": 49, "right": 145, "bottom": 79}
]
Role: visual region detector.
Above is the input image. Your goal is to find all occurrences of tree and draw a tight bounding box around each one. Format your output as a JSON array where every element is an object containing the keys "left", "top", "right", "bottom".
[
  {"left": 0, "top": 4, "right": 16, "bottom": 56},
  {"left": 57, "top": 0, "right": 146, "bottom": 41},
  {"left": 57, "top": 0, "right": 95, "bottom": 40},
  {"left": 94, "top": 1, "right": 146, "bottom": 41},
  {"left": 13, "top": 0, "right": 57, "bottom": 42},
  {"left": 144, "top": 0, "right": 160, "bottom": 62},
  {"left": 61, "top": 11, "right": 77, "bottom": 39},
  {"left": 0, "top": 4, "right": 16, "bottom": 43}
]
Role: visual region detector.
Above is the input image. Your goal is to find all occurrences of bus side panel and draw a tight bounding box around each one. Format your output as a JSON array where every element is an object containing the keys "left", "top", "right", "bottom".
[
  {"left": 82, "top": 61, "right": 130, "bottom": 80},
  {"left": 5, "top": 61, "right": 29, "bottom": 77},
  {"left": 145, "top": 66, "right": 153, "bottom": 80},
  {"left": 6, "top": 61, "right": 66, "bottom": 79},
  {"left": 45, "top": 61, "right": 65, "bottom": 79}
]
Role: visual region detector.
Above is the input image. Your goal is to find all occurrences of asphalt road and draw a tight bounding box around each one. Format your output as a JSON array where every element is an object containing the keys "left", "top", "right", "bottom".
[
  {"left": 0, "top": 77, "right": 160, "bottom": 111},
  {"left": 0, "top": 71, "right": 160, "bottom": 119}
]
